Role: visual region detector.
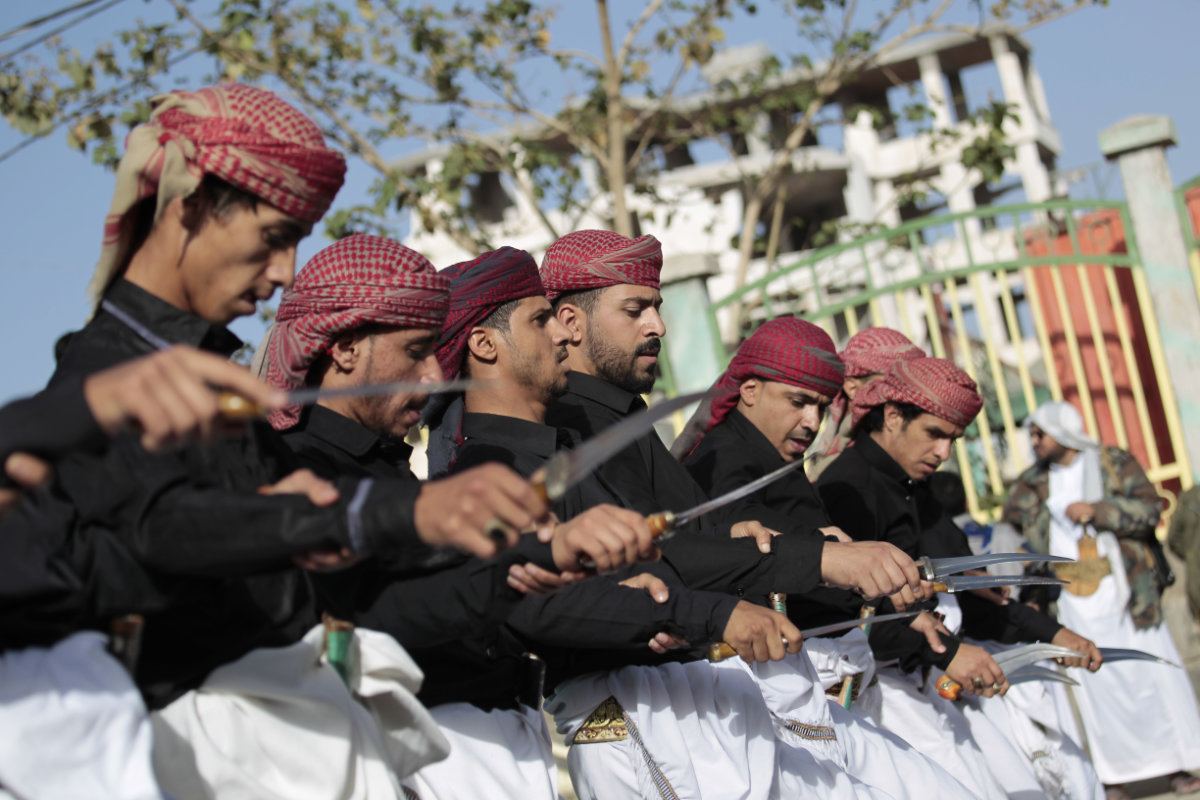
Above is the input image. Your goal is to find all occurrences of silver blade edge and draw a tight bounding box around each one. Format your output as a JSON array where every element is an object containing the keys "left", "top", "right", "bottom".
[
  {"left": 799, "top": 610, "right": 919, "bottom": 638},
  {"left": 927, "top": 552, "right": 1075, "bottom": 578},
  {"left": 672, "top": 458, "right": 807, "bottom": 527}
]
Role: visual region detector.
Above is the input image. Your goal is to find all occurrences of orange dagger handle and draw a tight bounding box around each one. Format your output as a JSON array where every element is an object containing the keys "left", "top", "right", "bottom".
[
  {"left": 217, "top": 391, "right": 266, "bottom": 421},
  {"left": 645, "top": 511, "right": 676, "bottom": 539},
  {"left": 937, "top": 675, "right": 963, "bottom": 700}
]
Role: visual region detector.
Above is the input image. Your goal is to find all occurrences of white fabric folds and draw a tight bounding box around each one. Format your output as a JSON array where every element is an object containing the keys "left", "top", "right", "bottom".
[
  {"left": 0, "top": 631, "right": 165, "bottom": 800},
  {"left": 151, "top": 624, "right": 448, "bottom": 800}
]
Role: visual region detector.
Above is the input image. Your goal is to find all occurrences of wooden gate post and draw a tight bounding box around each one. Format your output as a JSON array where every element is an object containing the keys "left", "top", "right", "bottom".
[{"left": 1100, "top": 115, "right": 1200, "bottom": 482}]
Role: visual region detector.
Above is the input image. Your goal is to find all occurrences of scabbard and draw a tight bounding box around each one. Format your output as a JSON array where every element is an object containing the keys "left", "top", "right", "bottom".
[
  {"left": 107, "top": 614, "right": 144, "bottom": 677},
  {"left": 839, "top": 604, "right": 875, "bottom": 709},
  {"left": 323, "top": 613, "right": 355, "bottom": 688}
]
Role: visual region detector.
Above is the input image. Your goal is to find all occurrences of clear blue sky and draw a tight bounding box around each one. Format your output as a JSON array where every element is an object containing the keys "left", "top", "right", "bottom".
[{"left": 0, "top": 0, "right": 1196, "bottom": 403}]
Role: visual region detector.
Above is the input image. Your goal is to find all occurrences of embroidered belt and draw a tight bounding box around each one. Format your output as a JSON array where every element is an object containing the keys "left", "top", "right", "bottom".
[
  {"left": 824, "top": 672, "right": 876, "bottom": 703},
  {"left": 1053, "top": 557, "right": 1111, "bottom": 596},
  {"left": 782, "top": 720, "right": 837, "bottom": 742},
  {"left": 572, "top": 696, "right": 629, "bottom": 744}
]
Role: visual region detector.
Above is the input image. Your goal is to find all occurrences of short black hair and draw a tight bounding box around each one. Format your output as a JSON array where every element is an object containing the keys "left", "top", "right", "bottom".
[
  {"left": 856, "top": 401, "right": 926, "bottom": 433},
  {"left": 478, "top": 297, "right": 523, "bottom": 336},
  {"left": 120, "top": 174, "right": 261, "bottom": 275},
  {"left": 551, "top": 287, "right": 604, "bottom": 314}
]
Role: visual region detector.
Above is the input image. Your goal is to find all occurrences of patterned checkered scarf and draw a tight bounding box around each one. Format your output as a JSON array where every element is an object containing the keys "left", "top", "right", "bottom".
[
  {"left": 671, "top": 317, "right": 843, "bottom": 458},
  {"left": 434, "top": 247, "right": 545, "bottom": 381},
  {"left": 828, "top": 327, "right": 925, "bottom": 431},
  {"left": 539, "top": 229, "right": 662, "bottom": 300},
  {"left": 839, "top": 327, "right": 924, "bottom": 378},
  {"left": 851, "top": 357, "right": 983, "bottom": 430},
  {"left": 256, "top": 234, "right": 449, "bottom": 430},
  {"left": 89, "top": 83, "right": 347, "bottom": 306}
]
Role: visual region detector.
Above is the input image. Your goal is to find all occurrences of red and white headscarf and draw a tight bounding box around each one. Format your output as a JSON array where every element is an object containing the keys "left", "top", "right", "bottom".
[
  {"left": 435, "top": 247, "right": 544, "bottom": 381},
  {"left": 257, "top": 234, "right": 450, "bottom": 430},
  {"left": 671, "top": 317, "right": 843, "bottom": 458},
  {"left": 840, "top": 327, "right": 924, "bottom": 378},
  {"left": 540, "top": 229, "right": 662, "bottom": 300},
  {"left": 707, "top": 318, "right": 843, "bottom": 429},
  {"left": 851, "top": 357, "right": 983, "bottom": 430},
  {"left": 90, "top": 83, "right": 347, "bottom": 305},
  {"left": 828, "top": 327, "right": 925, "bottom": 429}
]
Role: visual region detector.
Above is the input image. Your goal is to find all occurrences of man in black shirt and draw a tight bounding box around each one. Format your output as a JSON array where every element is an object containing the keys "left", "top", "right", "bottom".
[
  {"left": 0, "top": 346, "right": 291, "bottom": 800},
  {"left": 271, "top": 243, "right": 684, "bottom": 798},
  {"left": 539, "top": 230, "right": 926, "bottom": 614},
  {"left": 39, "top": 85, "right": 556, "bottom": 798},
  {"left": 428, "top": 246, "right": 834, "bottom": 799},
  {"left": 819, "top": 356, "right": 1101, "bottom": 797}
]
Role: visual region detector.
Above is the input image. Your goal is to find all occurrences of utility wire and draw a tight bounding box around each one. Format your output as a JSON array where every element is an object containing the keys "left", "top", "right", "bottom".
[
  {"left": 0, "top": 0, "right": 119, "bottom": 43},
  {"left": 1, "top": 0, "right": 127, "bottom": 62}
]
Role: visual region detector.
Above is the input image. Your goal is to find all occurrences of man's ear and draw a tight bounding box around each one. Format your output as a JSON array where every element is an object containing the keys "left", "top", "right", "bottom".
[
  {"left": 843, "top": 376, "right": 864, "bottom": 401},
  {"left": 882, "top": 402, "right": 902, "bottom": 433},
  {"left": 328, "top": 332, "right": 364, "bottom": 374},
  {"left": 466, "top": 327, "right": 499, "bottom": 364},
  {"left": 555, "top": 304, "right": 585, "bottom": 346},
  {"left": 738, "top": 378, "right": 761, "bottom": 408}
]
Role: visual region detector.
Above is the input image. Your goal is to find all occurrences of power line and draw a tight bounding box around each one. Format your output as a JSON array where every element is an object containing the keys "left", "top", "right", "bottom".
[
  {"left": 0, "top": 0, "right": 124, "bottom": 44},
  {"left": 0, "top": 0, "right": 127, "bottom": 62}
]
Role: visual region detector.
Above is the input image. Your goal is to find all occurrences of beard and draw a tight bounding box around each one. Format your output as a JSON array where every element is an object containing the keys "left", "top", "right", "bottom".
[
  {"left": 586, "top": 335, "right": 660, "bottom": 395},
  {"left": 511, "top": 346, "right": 569, "bottom": 406}
]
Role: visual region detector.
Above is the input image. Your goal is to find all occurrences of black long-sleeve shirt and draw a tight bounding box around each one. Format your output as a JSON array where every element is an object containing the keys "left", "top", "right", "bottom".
[
  {"left": 683, "top": 408, "right": 872, "bottom": 630},
  {"left": 545, "top": 371, "right": 825, "bottom": 600},
  {"left": 453, "top": 411, "right": 740, "bottom": 693},
  {"left": 818, "top": 433, "right": 1061, "bottom": 672},
  {"left": 44, "top": 279, "right": 431, "bottom": 708}
]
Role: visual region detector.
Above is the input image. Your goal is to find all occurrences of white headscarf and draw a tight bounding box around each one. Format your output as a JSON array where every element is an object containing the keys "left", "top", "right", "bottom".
[{"left": 1027, "top": 402, "right": 1098, "bottom": 452}]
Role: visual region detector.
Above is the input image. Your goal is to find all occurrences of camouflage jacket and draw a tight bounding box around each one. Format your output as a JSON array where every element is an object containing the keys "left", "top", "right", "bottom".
[{"left": 1002, "top": 446, "right": 1163, "bottom": 629}]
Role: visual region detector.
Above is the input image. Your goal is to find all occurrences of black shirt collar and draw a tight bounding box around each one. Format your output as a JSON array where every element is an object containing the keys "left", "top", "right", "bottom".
[
  {"left": 853, "top": 430, "right": 915, "bottom": 488},
  {"left": 101, "top": 279, "right": 244, "bottom": 356},
  {"left": 722, "top": 408, "right": 787, "bottom": 466},
  {"left": 298, "top": 404, "right": 412, "bottom": 461},
  {"left": 461, "top": 412, "right": 567, "bottom": 460},
  {"left": 564, "top": 371, "right": 646, "bottom": 415}
]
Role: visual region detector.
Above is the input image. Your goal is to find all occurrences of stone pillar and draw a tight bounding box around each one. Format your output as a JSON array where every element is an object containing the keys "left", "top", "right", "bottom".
[
  {"left": 990, "top": 35, "right": 1055, "bottom": 204},
  {"left": 659, "top": 253, "right": 724, "bottom": 394},
  {"left": 1100, "top": 115, "right": 1200, "bottom": 480},
  {"left": 920, "top": 53, "right": 979, "bottom": 235}
]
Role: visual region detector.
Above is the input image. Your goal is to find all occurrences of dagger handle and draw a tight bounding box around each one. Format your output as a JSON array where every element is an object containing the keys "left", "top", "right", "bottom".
[
  {"left": 531, "top": 478, "right": 550, "bottom": 506},
  {"left": 646, "top": 511, "right": 676, "bottom": 539},
  {"left": 931, "top": 581, "right": 949, "bottom": 592},
  {"left": 937, "top": 675, "right": 963, "bottom": 700},
  {"left": 218, "top": 391, "right": 267, "bottom": 421},
  {"left": 708, "top": 642, "right": 738, "bottom": 662},
  {"left": 769, "top": 592, "right": 788, "bottom": 615},
  {"left": 838, "top": 604, "right": 876, "bottom": 709}
]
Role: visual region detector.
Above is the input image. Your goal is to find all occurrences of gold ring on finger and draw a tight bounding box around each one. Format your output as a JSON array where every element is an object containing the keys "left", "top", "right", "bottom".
[
  {"left": 991, "top": 682, "right": 1001, "bottom": 691},
  {"left": 972, "top": 677, "right": 985, "bottom": 690}
]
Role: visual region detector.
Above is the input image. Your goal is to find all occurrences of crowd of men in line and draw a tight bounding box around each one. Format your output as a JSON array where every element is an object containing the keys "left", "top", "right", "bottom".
[{"left": 2, "top": 82, "right": 1200, "bottom": 800}]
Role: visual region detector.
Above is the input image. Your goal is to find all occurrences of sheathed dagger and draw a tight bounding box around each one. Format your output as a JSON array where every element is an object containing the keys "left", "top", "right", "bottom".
[
  {"left": 706, "top": 610, "right": 921, "bottom": 662},
  {"left": 916, "top": 552, "right": 1075, "bottom": 581}
]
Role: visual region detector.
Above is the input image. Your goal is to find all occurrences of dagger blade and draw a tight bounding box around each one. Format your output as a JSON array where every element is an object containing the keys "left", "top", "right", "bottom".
[
  {"left": 706, "top": 610, "right": 920, "bottom": 662},
  {"left": 540, "top": 389, "right": 712, "bottom": 501},
  {"left": 993, "top": 643, "right": 1085, "bottom": 672},
  {"left": 218, "top": 379, "right": 488, "bottom": 420},
  {"left": 1006, "top": 664, "right": 1080, "bottom": 687},
  {"left": 669, "top": 458, "right": 807, "bottom": 530},
  {"left": 933, "top": 574, "right": 1067, "bottom": 593},
  {"left": 799, "top": 610, "right": 920, "bottom": 638},
  {"left": 919, "top": 552, "right": 1075, "bottom": 580},
  {"left": 1098, "top": 647, "right": 1180, "bottom": 668}
]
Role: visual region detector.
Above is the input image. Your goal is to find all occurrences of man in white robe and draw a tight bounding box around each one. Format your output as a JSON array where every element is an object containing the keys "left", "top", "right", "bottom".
[{"left": 1004, "top": 402, "right": 1200, "bottom": 799}]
